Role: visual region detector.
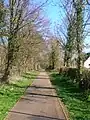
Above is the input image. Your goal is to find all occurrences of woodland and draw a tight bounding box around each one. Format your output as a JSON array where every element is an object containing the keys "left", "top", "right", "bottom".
[{"left": 0, "top": 0, "right": 90, "bottom": 119}]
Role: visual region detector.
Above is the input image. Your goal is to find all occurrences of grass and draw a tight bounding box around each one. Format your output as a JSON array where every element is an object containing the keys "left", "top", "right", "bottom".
[
  {"left": 0, "top": 71, "right": 38, "bottom": 120},
  {"left": 50, "top": 72, "right": 90, "bottom": 120}
]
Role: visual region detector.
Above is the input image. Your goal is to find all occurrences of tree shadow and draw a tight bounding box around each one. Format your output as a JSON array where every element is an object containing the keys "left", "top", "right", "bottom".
[
  {"left": 25, "top": 72, "right": 37, "bottom": 76},
  {"left": 9, "top": 110, "right": 65, "bottom": 120},
  {"left": 21, "top": 72, "right": 38, "bottom": 79},
  {"left": 7, "top": 83, "right": 29, "bottom": 89},
  {"left": 50, "top": 73, "right": 90, "bottom": 119},
  {"left": 30, "top": 86, "right": 55, "bottom": 90},
  {"left": 51, "top": 73, "right": 82, "bottom": 100},
  {"left": 0, "top": 72, "right": 37, "bottom": 96},
  {"left": 22, "top": 75, "right": 35, "bottom": 79},
  {"left": 26, "top": 92, "right": 58, "bottom": 98}
]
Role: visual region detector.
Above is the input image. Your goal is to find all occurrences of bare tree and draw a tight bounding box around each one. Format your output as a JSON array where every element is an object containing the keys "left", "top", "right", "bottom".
[{"left": 0, "top": 0, "right": 49, "bottom": 82}]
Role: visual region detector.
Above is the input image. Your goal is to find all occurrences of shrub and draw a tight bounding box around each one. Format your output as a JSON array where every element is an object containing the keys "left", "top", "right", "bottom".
[
  {"left": 79, "top": 69, "right": 90, "bottom": 90},
  {"left": 59, "top": 67, "right": 79, "bottom": 80},
  {"left": 81, "top": 68, "right": 90, "bottom": 80},
  {"left": 59, "top": 67, "right": 90, "bottom": 99},
  {"left": 79, "top": 68, "right": 90, "bottom": 99}
]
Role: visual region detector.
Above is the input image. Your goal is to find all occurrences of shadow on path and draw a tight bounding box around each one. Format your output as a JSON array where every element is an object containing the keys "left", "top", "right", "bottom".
[
  {"left": 30, "top": 86, "right": 55, "bottom": 89},
  {"left": 26, "top": 92, "right": 58, "bottom": 98},
  {"left": 9, "top": 111, "right": 65, "bottom": 120},
  {"left": 5, "top": 72, "right": 66, "bottom": 120}
]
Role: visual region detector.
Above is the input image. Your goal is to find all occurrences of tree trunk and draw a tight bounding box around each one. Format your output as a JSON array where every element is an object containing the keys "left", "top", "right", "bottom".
[
  {"left": 76, "top": 1, "right": 83, "bottom": 80},
  {"left": 1, "top": 37, "right": 14, "bottom": 83}
]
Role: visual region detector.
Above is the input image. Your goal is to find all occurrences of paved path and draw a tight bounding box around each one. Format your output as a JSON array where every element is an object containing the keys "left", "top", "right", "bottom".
[{"left": 5, "top": 72, "right": 66, "bottom": 120}]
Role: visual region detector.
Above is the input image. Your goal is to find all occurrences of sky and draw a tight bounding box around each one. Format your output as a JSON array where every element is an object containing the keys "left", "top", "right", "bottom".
[
  {"left": 43, "top": 0, "right": 90, "bottom": 53},
  {"left": 4, "top": 0, "right": 90, "bottom": 52},
  {"left": 43, "top": 0, "right": 64, "bottom": 32}
]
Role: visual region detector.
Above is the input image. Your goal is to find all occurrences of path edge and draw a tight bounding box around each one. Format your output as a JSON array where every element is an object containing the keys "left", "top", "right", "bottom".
[
  {"left": 4, "top": 79, "right": 35, "bottom": 120},
  {"left": 57, "top": 97, "right": 69, "bottom": 120},
  {"left": 48, "top": 73, "right": 69, "bottom": 120}
]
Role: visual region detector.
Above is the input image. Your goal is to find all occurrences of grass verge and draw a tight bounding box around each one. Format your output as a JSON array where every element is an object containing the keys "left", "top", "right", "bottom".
[
  {"left": 50, "top": 72, "right": 90, "bottom": 120},
  {"left": 0, "top": 71, "right": 38, "bottom": 120}
]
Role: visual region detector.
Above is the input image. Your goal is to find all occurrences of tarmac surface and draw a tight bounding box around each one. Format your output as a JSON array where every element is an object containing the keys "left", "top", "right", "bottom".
[{"left": 5, "top": 72, "right": 66, "bottom": 120}]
